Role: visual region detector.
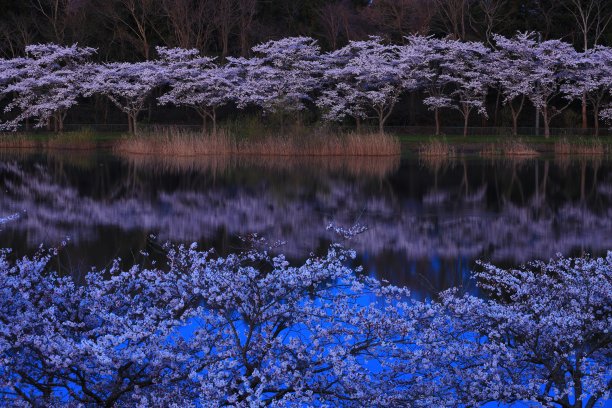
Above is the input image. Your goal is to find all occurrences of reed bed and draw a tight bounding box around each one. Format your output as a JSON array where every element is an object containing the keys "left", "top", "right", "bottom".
[
  {"left": 480, "top": 139, "right": 538, "bottom": 157},
  {"left": 554, "top": 137, "right": 606, "bottom": 156},
  {"left": 554, "top": 138, "right": 572, "bottom": 155},
  {"left": 114, "top": 127, "right": 401, "bottom": 157},
  {"left": 418, "top": 139, "right": 456, "bottom": 157},
  {"left": 572, "top": 139, "right": 605, "bottom": 155}
]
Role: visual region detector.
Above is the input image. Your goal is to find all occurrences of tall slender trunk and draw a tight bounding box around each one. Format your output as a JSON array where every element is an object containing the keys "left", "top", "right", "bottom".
[
  {"left": 462, "top": 105, "right": 469, "bottom": 137},
  {"left": 581, "top": 92, "right": 588, "bottom": 131},
  {"left": 211, "top": 107, "right": 217, "bottom": 134},
  {"left": 377, "top": 108, "right": 385, "bottom": 135},
  {"left": 434, "top": 108, "right": 440, "bottom": 136},
  {"left": 593, "top": 109, "right": 600, "bottom": 137},
  {"left": 56, "top": 112, "right": 64, "bottom": 133},
  {"left": 128, "top": 113, "right": 134, "bottom": 134},
  {"left": 542, "top": 107, "right": 550, "bottom": 139},
  {"left": 493, "top": 91, "right": 500, "bottom": 127}
]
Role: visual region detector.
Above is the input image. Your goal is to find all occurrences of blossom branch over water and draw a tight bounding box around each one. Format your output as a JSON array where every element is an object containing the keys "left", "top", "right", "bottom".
[{"left": 0, "top": 241, "right": 610, "bottom": 407}]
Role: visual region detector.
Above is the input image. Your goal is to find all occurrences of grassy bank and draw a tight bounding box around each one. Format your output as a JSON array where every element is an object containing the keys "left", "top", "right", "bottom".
[
  {"left": 414, "top": 135, "right": 612, "bottom": 158},
  {"left": 1, "top": 128, "right": 611, "bottom": 157},
  {"left": 0, "top": 130, "right": 121, "bottom": 150}
]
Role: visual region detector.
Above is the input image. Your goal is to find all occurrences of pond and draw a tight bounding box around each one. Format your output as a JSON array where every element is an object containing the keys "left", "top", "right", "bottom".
[{"left": 1, "top": 150, "right": 610, "bottom": 298}]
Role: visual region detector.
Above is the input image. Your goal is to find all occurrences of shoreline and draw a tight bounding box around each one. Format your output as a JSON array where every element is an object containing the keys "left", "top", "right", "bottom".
[{"left": 1, "top": 132, "right": 611, "bottom": 157}]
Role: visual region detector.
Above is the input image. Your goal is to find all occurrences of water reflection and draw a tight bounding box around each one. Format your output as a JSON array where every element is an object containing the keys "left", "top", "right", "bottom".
[{"left": 0, "top": 151, "right": 610, "bottom": 296}]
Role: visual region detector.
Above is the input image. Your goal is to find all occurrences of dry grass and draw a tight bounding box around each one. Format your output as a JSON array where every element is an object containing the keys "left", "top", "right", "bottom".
[
  {"left": 573, "top": 139, "right": 605, "bottom": 155},
  {"left": 119, "top": 153, "right": 400, "bottom": 179},
  {"left": 114, "top": 127, "right": 401, "bottom": 157},
  {"left": 116, "top": 128, "right": 237, "bottom": 155},
  {"left": 554, "top": 138, "right": 572, "bottom": 155},
  {"left": 418, "top": 139, "right": 456, "bottom": 158},
  {"left": 555, "top": 137, "right": 606, "bottom": 156},
  {"left": 503, "top": 140, "right": 538, "bottom": 156}
]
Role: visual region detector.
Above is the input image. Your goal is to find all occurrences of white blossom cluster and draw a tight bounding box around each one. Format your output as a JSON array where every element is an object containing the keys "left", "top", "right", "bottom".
[
  {"left": 0, "top": 240, "right": 609, "bottom": 406},
  {"left": 1, "top": 34, "right": 612, "bottom": 136}
]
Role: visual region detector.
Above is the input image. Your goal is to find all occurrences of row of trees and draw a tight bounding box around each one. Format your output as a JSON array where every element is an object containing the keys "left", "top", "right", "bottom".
[
  {"left": 0, "top": 236, "right": 610, "bottom": 406},
  {"left": 1, "top": 34, "right": 612, "bottom": 137},
  {"left": 1, "top": 0, "right": 611, "bottom": 60}
]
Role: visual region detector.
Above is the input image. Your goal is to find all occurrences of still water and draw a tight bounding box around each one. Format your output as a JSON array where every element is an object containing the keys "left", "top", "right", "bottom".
[{"left": 1, "top": 150, "right": 611, "bottom": 298}]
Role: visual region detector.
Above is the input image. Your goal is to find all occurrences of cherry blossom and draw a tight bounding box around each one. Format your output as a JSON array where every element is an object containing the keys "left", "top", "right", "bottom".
[
  {"left": 493, "top": 33, "right": 580, "bottom": 138},
  {"left": 0, "top": 236, "right": 609, "bottom": 406},
  {"left": 157, "top": 47, "right": 241, "bottom": 134},
  {"left": 318, "top": 37, "right": 403, "bottom": 134},
  {"left": 234, "top": 37, "right": 324, "bottom": 131},
  {"left": 0, "top": 44, "right": 95, "bottom": 132},
  {"left": 86, "top": 60, "right": 166, "bottom": 134}
]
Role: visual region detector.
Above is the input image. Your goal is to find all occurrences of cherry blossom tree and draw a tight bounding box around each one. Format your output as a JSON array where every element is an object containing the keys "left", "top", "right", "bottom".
[
  {"left": 235, "top": 37, "right": 324, "bottom": 131},
  {"left": 493, "top": 33, "right": 580, "bottom": 138},
  {"left": 86, "top": 59, "right": 165, "bottom": 134},
  {"left": 406, "top": 36, "right": 491, "bottom": 137},
  {"left": 0, "top": 57, "right": 30, "bottom": 127},
  {"left": 0, "top": 234, "right": 610, "bottom": 406},
  {"left": 0, "top": 239, "right": 463, "bottom": 406},
  {"left": 439, "top": 39, "right": 491, "bottom": 137},
  {"left": 402, "top": 35, "right": 456, "bottom": 136},
  {"left": 157, "top": 47, "right": 241, "bottom": 134},
  {"left": 491, "top": 33, "right": 534, "bottom": 136},
  {"left": 317, "top": 37, "right": 402, "bottom": 134},
  {"left": 564, "top": 45, "right": 612, "bottom": 136},
  {"left": 441, "top": 252, "right": 612, "bottom": 407},
  {"left": 0, "top": 44, "right": 95, "bottom": 132}
]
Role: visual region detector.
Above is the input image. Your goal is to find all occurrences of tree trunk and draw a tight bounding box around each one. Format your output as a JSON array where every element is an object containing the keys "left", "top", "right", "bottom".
[
  {"left": 581, "top": 92, "right": 588, "bottom": 131},
  {"left": 434, "top": 108, "right": 440, "bottom": 136},
  {"left": 542, "top": 108, "right": 550, "bottom": 139},
  {"left": 201, "top": 113, "right": 207, "bottom": 134},
  {"left": 57, "top": 113, "right": 64, "bottom": 133},
  {"left": 493, "top": 90, "right": 500, "bottom": 127},
  {"left": 594, "top": 109, "right": 600, "bottom": 137},
  {"left": 128, "top": 114, "right": 134, "bottom": 134},
  {"left": 212, "top": 108, "right": 217, "bottom": 135},
  {"left": 462, "top": 106, "right": 469, "bottom": 137},
  {"left": 511, "top": 111, "right": 518, "bottom": 137}
]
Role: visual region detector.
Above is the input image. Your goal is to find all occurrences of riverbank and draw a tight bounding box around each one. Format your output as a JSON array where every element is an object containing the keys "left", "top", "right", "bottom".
[{"left": 0, "top": 129, "right": 401, "bottom": 156}]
